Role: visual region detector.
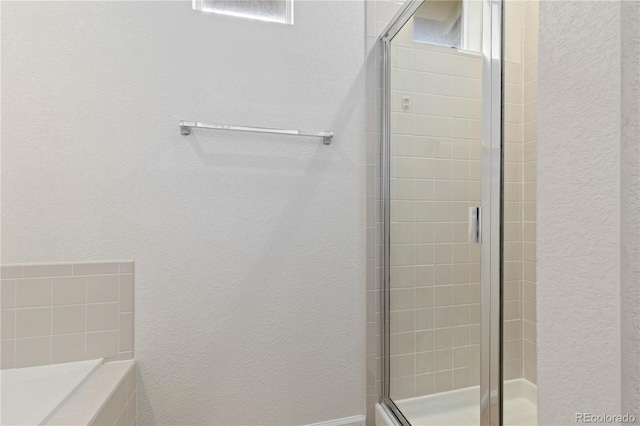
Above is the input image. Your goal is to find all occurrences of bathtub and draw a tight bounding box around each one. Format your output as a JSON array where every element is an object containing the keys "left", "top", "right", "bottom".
[{"left": 1, "top": 359, "right": 103, "bottom": 425}]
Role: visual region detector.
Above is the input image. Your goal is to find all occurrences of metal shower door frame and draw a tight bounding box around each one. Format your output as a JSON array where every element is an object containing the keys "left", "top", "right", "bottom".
[{"left": 378, "top": 0, "right": 503, "bottom": 424}]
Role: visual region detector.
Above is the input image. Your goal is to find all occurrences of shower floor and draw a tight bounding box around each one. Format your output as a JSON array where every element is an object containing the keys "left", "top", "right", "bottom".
[{"left": 395, "top": 378, "right": 537, "bottom": 426}]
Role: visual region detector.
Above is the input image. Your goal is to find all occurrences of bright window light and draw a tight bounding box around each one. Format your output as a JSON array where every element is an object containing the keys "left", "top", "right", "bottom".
[
  {"left": 193, "top": 0, "right": 294, "bottom": 25},
  {"left": 412, "top": 0, "right": 481, "bottom": 53}
]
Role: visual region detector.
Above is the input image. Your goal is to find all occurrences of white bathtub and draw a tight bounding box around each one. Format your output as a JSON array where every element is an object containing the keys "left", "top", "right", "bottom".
[{"left": 1, "top": 359, "right": 103, "bottom": 425}]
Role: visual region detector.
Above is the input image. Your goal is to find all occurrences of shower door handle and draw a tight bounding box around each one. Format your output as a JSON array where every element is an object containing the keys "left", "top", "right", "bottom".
[{"left": 469, "top": 207, "right": 481, "bottom": 244}]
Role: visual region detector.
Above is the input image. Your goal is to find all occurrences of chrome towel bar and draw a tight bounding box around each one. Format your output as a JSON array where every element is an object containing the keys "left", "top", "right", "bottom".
[{"left": 179, "top": 121, "right": 333, "bottom": 145}]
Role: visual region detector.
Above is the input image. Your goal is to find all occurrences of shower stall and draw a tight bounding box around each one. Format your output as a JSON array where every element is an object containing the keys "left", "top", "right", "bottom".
[{"left": 376, "top": 0, "right": 538, "bottom": 424}]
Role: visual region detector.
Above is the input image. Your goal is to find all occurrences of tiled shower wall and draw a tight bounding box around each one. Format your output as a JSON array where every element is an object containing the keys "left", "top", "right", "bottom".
[
  {"left": 501, "top": 0, "right": 539, "bottom": 384},
  {"left": 388, "top": 19, "right": 483, "bottom": 399},
  {"left": 365, "top": 0, "right": 537, "bottom": 422},
  {"left": 502, "top": 0, "right": 539, "bottom": 384},
  {"left": 503, "top": 0, "right": 525, "bottom": 381},
  {"left": 522, "top": 0, "right": 538, "bottom": 384},
  {"left": 0, "top": 261, "right": 134, "bottom": 368},
  {"left": 364, "top": 3, "right": 403, "bottom": 422}
]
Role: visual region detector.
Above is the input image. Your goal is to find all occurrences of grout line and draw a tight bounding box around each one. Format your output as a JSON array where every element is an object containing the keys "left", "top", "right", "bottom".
[
  {"left": 84, "top": 276, "right": 88, "bottom": 361},
  {"left": 14, "top": 279, "right": 17, "bottom": 367},
  {"left": 118, "top": 273, "right": 121, "bottom": 356},
  {"left": 49, "top": 278, "right": 53, "bottom": 364}
]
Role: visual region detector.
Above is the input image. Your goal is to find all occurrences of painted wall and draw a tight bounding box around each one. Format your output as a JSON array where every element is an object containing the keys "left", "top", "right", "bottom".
[
  {"left": 538, "top": 1, "right": 624, "bottom": 422},
  {"left": 1, "top": 1, "right": 366, "bottom": 424}
]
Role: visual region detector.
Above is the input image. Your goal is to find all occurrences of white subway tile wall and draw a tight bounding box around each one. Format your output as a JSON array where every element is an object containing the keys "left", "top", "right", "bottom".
[{"left": 0, "top": 261, "right": 134, "bottom": 368}]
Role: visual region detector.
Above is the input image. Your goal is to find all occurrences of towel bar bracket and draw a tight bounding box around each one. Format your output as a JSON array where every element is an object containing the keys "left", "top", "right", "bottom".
[{"left": 180, "top": 124, "right": 191, "bottom": 136}]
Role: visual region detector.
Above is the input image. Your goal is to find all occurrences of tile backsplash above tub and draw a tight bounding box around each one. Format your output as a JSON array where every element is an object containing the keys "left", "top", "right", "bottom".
[{"left": 0, "top": 261, "right": 134, "bottom": 369}]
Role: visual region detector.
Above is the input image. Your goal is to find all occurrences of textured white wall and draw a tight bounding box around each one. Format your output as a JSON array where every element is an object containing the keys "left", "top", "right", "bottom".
[
  {"left": 538, "top": 1, "right": 623, "bottom": 422},
  {"left": 1, "top": 1, "right": 366, "bottom": 424}
]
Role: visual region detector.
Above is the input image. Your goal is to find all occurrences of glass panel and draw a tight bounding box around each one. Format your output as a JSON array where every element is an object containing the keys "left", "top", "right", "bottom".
[
  {"left": 502, "top": 0, "right": 538, "bottom": 424},
  {"left": 387, "top": 1, "right": 483, "bottom": 423},
  {"left": 193, "top": 0, "right": 292, "bottom": 24},
  {"left": 412, "top": 0, "right": 482, "bottom": 52}
]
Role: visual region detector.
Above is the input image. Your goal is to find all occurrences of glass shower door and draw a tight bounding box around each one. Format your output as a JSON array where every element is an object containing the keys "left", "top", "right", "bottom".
[{"left": 381, "top": 0, "right": 502, "bottom": 425}]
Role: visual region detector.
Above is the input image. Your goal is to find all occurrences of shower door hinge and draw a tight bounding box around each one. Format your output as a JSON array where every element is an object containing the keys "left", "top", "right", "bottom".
[{"left": 469, "top": 207, "right": 481, "bottom": 244}]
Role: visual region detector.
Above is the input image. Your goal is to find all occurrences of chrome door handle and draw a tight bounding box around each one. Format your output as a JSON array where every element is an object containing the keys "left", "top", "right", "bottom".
[{"left": 469, "top": 207, "right": 481, "bottom": 243}]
